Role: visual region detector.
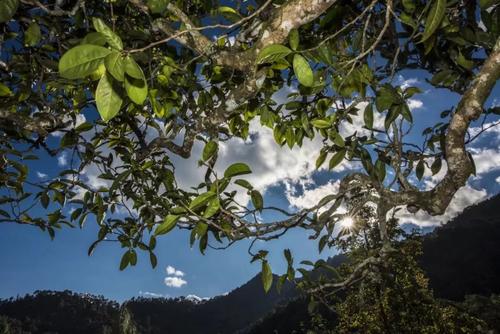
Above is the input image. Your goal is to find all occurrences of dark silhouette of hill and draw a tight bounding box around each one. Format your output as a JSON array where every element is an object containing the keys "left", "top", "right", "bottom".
[
  {"left": 420, "top": 193, "right": 500, "bottom": 300},
  {"left": 248, "top": 193, "right": 500, "bottom": 333},
  {"left": 126, "top": 273, "right": 296, "bottom": 334},
  {"left": 1, "top": 194, "right": 499, "bottom": 333},
  {"left": 0, "top": 290, "right": 119, "bottom": 333}
]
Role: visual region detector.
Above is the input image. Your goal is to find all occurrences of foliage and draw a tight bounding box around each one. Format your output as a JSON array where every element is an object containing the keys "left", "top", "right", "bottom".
[{"left": 0, "top": 0, "right": 499, "bottom": 299}]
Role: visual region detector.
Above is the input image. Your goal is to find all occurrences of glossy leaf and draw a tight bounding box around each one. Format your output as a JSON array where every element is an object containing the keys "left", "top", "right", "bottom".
[
  {"left": 202, "top": 141, "right": 218, "bottom": 161},
  {"left": 155, "top": 215, "right": 179, "bottom": 236},
  {"left": 125, "top": 75, "right": 148, "bottom": 105},
  {"left": 24, "top": 22, "right": 41, "bottom": 47},
  {"left": 224, "top": 163, "right": 252, "bottom": 178},
  {"left": 256, "top": 44, "right": 292, "bottom": 64},
  {"left": 189, "top": 192, "right": 216, "bottom": 210},
  {"left": 293, "top": 54, "right": 314, "bottom": 87},
  {"left": 92, "top": 18, "right": 123, "bottom": 50},
  {"left": 289, "top": 28, "right": 299, "bottom": 50},
  {"left": 0, "top": 0, "right": 19, "bottom": 23},
  {"left": 329, "top": 149, "right": 346, "bottom": 170},
  {"left": 421, "top": 0, "right": 446, "bottom": 43},
  {"left": 95, "top": 73, "right": 123, "bottom": 122},
  {"left": 261, "top": 260, "right": 273, "bottom": 293},
  {"left": 104, "top": 52, "right": 125, "bottom": 82},
  {"left": 59, "top": 45, "right": 111, "bottom": 79},
  {"left": 251, "top": 190, "right": 263, "bottom": 211},
  {"left": 364, "top": 103, "right": 374, "bottom": 129}
]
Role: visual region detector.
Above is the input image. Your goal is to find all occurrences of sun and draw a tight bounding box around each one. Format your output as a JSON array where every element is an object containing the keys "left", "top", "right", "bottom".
[{"left": 340, "top": 216, "right": 355, "bottom": 230}]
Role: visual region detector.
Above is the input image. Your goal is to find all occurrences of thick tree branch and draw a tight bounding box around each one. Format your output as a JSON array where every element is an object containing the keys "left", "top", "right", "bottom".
[{"left": 394, "top": 37, "right": 500, "bottom": 215}]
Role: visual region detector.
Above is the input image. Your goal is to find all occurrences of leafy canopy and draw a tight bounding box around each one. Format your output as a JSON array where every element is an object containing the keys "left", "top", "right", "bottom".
[{"left": 0, "top": 0, "right": 499, "bottom": 292}]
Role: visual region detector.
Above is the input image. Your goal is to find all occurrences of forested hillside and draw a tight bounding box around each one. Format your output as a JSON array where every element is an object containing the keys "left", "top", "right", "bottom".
[{"left": 1, "top": 195, "right": 500, "bottom": 334}]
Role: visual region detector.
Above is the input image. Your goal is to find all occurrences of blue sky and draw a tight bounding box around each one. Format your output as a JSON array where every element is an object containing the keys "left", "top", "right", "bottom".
[{"left": 1, "top": 68, "right": 499, "bottom": 303}]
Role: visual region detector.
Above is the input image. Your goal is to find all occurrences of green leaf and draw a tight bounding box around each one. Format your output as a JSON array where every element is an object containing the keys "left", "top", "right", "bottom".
[
  {"left": 293, "top": 54, "right": 314, "bottom": 87},
  {"left": 261, "top": 260, "right": 273, "bottom": 293},
  {"left": 189, "top": 191, "right": 216, "bottom": 210},
  {"left": 404, "top": 87, "right": 422, "bottom": 98},
  {"left": 81, "top": 32, "right": 107, "bottom": 46},
  {"left": 364, "top": 103, "right": 374, "bottom": 129},
  {"left": 119, "top": 251, "right": 130, "bottom": 270},
  {"left": 311, "top": 119, "right": 331, "bottom": 129},
  {"left": 251, "top": 190, "right": 263, "bottom": 211},
  {"left": 289, "top": 28, "right": 299, "bottom": 51},
  {"left": 421, "top": 0, "right": 446, "bottom": 43},
  {"left": 375, "top": 85, "right": 399, "bottom": 111},
  {"left": 329, "top": 149, "right": 346, "bottom": 170},
  {"left": 125, "top": 75, "right": 148, "bottom": 105},
  {"left": 431, "top": 157, "right": 442, "bottom": 175},
  {"left": 0, "top": 0, "right": 19, "bottom": 23},
  {"left": 316, "top": 150, "right": 327, "bottom": 169},
  {"left": 147, "top": 0, "right": 169, "bottom": 14},
  {"left": 0, "top": 83, "right": 13, "bottom": 97},
  {"left": 416, "top": 159, "right": 425, "bottom": 180},
  {"left": 129, "top": 250, "right": 138, "bottom": 266},
  {"left": 375, "top": 159, "right": 386, "bottom": 183},
  {"left": 155, "top": 215, "right": 179, "bottom": 235},
  {"left": 235, "top": 179, "right": 253, "bottom": 190},
  {"left": 256, "top": 44, "right": 292, "bottom": 64},
  {"left": 124, "top": 56, "right": 144, "bottom": 79},
  {"left": 149, "top": 252, "right": 158, "bottom": 268},
  {"left": 59, "top": 45, "right": 111, "bottom": 79},
  {"left": 480, "top": 0, "right": 497, "bottom": 9},
  {"left": 95, "top": 73, "right": 123, "bottom": 122},
  {"left": 456, "top": 52, "right": 474, "bottom": 70},
  {"left": 92, "top": 17, "right": 123, "bottom": 50},
  {"left": 40, "top": 192, "right": 50, "bottom": 209},
  {"left": 224, "top": 163, "right": 252, "bottom": 178},
  {"left": 217, "top": 6, "right": 241, "bottom": 21},
  {"left": 24, "top": 22, "right": 41, "bottom": 47},
  {"left": 202, "top": 141, "right": 218, "bottom": 161},
  {"left": 104, "top": 52, "right": 125, "bottom": 82},
  {"left": 203, "top": 197, "right": 220, "bottom": 218}
]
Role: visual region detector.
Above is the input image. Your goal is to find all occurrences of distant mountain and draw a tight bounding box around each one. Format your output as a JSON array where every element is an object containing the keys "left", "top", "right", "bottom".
[
  {"left": 421, "top": 193, "right": 500, "bottom": 300},
  {"left": 0, "top": 290, "right": 119, "bottom": 333},
  {"left": 248, "top": 193, "right": 500, "bottom": 333},
  {"left": 125, "top": 273, "right": 296, "bottom": 334},
  {"left": 1, "top": 194, "right": 499, "bottom": 333}
]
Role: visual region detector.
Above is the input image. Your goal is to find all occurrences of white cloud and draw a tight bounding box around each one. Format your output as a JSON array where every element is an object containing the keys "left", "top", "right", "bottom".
[
  {"left": 36, "top": 171, "right": 47, "bottom": 179},
  {"left": 164, "top": 276, "right": 187, "bottom": 288},
  {"left": 166, "top": 265, "right": 184, "bottom": 277},
  {"left": 338, "top": 101, "right": 385, "bottom": 138},
  {"left": 51, "top": 114, "right": 87, "bottom": 137},
  {"left": 139, "top": 291, "right": 167, "bottom": 298},
  {"left": 397, "top": 76, "right": 419, "bottom": 90},
  {"left": 407, "top": 98, "right": 423, "bottom": 110},
  {"left": 185, "top": 294, "right": 209, "bottom": 303},
  {"left": 470, "top": 147, "right": 500, "bottom": 175},
  {"left": 285, "top": 179, "right": 341, "bottom": 210},
  {"left": 57, "top": 152, "right": 67, "bottom": 167},
  {"left": 394, "top": 184, "right": 488, "bottom": 227},
  {"left": 496, "top": 176, "right": 500, "bottom": 184}
]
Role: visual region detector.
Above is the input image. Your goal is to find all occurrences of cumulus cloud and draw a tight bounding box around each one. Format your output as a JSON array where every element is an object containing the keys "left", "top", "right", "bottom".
[
  {"left": 470, "top": 147, "right": 500, "bottom": 176},
  {"left": 166, "top": 265, "right": 184, "bottom": 277},
  {"left": 139, "top": 291, "right": 167, "bottom": 298},
  {"left": 285, "top": 179, "right": 341, "bottom": 211},
  {"left": 394, "top": 184, "right": 488, "bottom": 227},
  {"left": 397, "top": 76, "right": 419, "bottom": 90},
  {"left": 36, "top": 171, "right": 47, "bottom": 179},
  {"left": 57, "top": 152, "right": 67, "bottom": 167},
  {"left": 51, "top": 114, "right": 87, "bottom": 137},
  {"left": 164, "top": 276, "right": 187, "bottom": 288},
  {"left": 407, "top": 98, "right": 424, "bottom": 110}
]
